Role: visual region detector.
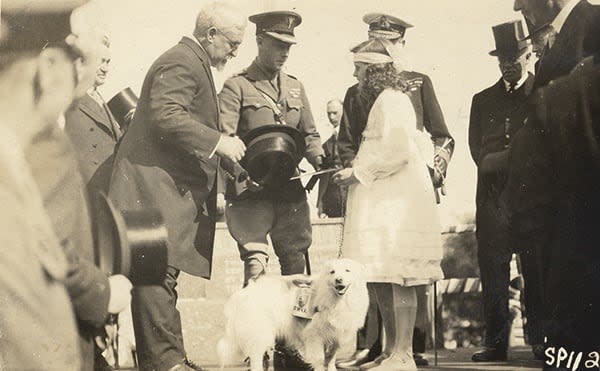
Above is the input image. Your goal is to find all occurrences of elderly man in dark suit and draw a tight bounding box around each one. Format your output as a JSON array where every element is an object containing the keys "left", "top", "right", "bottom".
[
  {"left": 469, "top": 21, "right": 543, "bottom": 362},
  {"left": 317, "top": 99, "right": 346, "bottom": 218},
  {"left": 336, "top": 13, "right": 454, "bottom": 369},
  {"left": 108, "top": 2, "right": 247, "bottom": 370},
  {"left": 505, "top": 0, "right": 600, "bottom": 355}
]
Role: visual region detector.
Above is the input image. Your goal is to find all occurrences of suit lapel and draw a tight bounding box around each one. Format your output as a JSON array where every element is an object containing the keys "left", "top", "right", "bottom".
[
  {"left": 536, "top": 1, "right": 589, "bottom": 85},
  {"left": 79, "top": 94, "right": 113, "bottom": 133},
  {"left": 179, "top": 37, "right": 220, "bottom": 129}
]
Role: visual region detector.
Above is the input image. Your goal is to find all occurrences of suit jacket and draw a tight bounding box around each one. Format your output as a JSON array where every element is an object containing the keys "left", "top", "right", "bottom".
[
  {"left": 504, "top": 1, "right": 600, "bottom": 231},
  {"left": 529, "top": 63, "right": 600, "bottom": 350},
  {"left": 468, "top": 74, "right": 534, "bottom": 243},
  {"left": 26, "top": 124, "right": 110, "bottom": 371},
  {"left": 316, "top": 133, "right": 345, "bottom": 217},
  {"left": 65, "top": 93, "right": 121, "bottom": 196},
  {"left": 338, "top": 71, "right": 454, "bottom": 169},
  {"left": 534, "top": 0, "right": 600, "bottom": 89},
  {"left": 109, "top": 37, "right": 221, "bottom": 278},
  {"left": 219, "top": 59, "right": 324, "bottom": 201}
]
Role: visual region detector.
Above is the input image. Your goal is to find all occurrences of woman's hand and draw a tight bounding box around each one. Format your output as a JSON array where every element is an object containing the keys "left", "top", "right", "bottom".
[{"left": 332, "top": 168, "right": 359, "bottom": 186}]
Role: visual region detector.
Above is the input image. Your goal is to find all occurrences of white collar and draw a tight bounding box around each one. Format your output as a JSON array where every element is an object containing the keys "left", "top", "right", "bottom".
[
  {"left": 503, "top": 73, "right": 528, "bottom": 92},
  {"left": 551, "top": 0, "right": 580, "bottom": 34},
  {"left": 333, "top": 125, "right": 340, "bottom": 136}
]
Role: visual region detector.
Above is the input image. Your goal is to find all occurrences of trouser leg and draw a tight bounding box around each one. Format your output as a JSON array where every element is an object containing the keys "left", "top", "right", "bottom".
[
  {"left": 270, "top": 198, "right": 311, "bottom": 276},
  {"left": 131, "top": 267, "right": 185, "bottom": 371},
  {"left": 226, "top": 198, "right": 274, "bottom": 285},
  {"left": 518, "top": 244, "right": 544, "bottom": 345},
  {"left": 357, "top": 285, "right": 382, "bottom": 353},
  {"left": 478, "top": 240, "right": 511, "bottom": 351}
]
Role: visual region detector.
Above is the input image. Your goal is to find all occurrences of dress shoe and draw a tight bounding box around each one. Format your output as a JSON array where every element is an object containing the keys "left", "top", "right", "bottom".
[
  {"left": 183, "top": 358, "right": 204, "bottom": 371},
  {"left": 532, "top": 344, "right": 545, "bottom": 360},
  {"left": 471, "top": 347, "right": 507, "bottom": 362},
  {"left": 336, "top": 349, "right": 372, "bottom": 369},
  {"left": 413, "top": 353, "right": 429, "bottom": 366},
  {"left": 359, "top": 353, "right": 390, "bottom": 370}
]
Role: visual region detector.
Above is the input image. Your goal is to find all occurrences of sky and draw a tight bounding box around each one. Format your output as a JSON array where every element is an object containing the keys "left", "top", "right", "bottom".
[{"left": 87, "top": 0, "right": 599, "bottom": 224}]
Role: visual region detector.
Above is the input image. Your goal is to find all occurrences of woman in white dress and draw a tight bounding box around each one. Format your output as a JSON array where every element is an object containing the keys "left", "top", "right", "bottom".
[{"left": 333, "top": 38, "right": 443, "bottom": 370}]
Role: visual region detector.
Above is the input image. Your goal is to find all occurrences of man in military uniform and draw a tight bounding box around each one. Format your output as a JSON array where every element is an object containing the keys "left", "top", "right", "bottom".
[
  {"left": 219, "top": 11, "right": 324, "bottom": 285},
  {"left": 468, "top": 21, "right": 543, "bottom": 362},
  {"left": 336, "top": 13, "right": 454, "bottom": 369}
]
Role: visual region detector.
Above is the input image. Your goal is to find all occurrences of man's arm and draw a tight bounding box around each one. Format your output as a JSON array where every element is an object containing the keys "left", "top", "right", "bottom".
[
  {"left": 468, "top": 95, "right": 482, "bottom": 167},
  {"left": 337, "top": 87, "right": 359, "bottom": 167},
  {"left": 421, "top": 74, "right": 454, "bottom": 169},
  {"left": 149, "top": 58, "right": 221, "bottom": 159},
  {"left": 298, "top": 82, "right": 324, "bottom": 168}
]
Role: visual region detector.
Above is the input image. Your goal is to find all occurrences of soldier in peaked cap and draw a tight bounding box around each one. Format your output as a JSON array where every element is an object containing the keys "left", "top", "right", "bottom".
[
  {"left": 469, "top": 20, "right": 544, "bottom": 362},
  {"left": 218, "top": 10, "right": 324, "bottom": 368},
  {"left": 219, "top": 9, "right": 323, "bottom": 285},
  {"left": 335, "top": 12, "right": 455, "bottom": 369}
]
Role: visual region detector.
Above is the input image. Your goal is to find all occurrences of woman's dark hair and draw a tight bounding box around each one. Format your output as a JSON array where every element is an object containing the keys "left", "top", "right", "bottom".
[{"left": 363, "top": 62, "right": 409, "bottom": 103}]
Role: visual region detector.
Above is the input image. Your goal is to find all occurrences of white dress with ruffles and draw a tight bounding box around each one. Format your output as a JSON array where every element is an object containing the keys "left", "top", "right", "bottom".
[{"left": 341, "top": 88, "right": 444, "bottom": 286}]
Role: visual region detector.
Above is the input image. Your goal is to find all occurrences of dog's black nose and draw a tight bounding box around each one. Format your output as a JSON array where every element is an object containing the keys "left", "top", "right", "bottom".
[{"left": 335, "top": 277, "right": 343, "bottom": 284}]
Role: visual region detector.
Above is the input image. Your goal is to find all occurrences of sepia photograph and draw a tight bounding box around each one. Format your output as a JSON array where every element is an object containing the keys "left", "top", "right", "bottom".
[{"left": 1, "top": 0, "right": 600, "bottom": 370}]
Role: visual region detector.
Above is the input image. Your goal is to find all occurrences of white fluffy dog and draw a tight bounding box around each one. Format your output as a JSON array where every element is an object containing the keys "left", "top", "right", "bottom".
[{"left": 217, "top": 259, "right": 369, "bottom": 371}]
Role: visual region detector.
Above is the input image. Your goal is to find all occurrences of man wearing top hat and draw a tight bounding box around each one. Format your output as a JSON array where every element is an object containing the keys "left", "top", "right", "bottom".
[
  {"left": 219, "top": 11, "right": 324, "bottom": 286},
  {"left": 335, "top": 13, "right": 454, "bottom": 368},
  {"left": 468, "top": 20, "right": 543, "bottom": 362}
]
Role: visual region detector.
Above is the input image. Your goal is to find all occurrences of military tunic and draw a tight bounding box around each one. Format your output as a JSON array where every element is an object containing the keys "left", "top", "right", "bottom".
[{"left": 219, "top": 59, "right": 324, "bottom": 280}]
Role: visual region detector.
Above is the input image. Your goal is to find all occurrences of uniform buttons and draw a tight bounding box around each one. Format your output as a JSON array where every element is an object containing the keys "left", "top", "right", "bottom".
[
  {"left": 93, "top": 160, "right": 99, "bottom": 165},
  {"left": 92, "top": 144, "right": 97, "bottom": 148},
  {"left": 89, "top": 127, "right": 94, "bottom": 131}
]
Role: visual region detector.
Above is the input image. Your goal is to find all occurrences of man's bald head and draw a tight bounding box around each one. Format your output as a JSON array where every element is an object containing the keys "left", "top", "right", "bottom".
[{"left": 326, "top": 99, "right": 343, "bottom": 128}]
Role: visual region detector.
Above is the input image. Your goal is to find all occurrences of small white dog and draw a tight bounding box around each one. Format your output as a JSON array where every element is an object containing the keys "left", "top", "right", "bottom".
[{"left": 217, "top": 259, "right": 369, "bottom": 371}]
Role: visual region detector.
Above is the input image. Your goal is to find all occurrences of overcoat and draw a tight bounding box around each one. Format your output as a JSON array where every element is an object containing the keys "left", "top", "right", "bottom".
[{"left": 109, "top": 37, "right": 222, "bottom": 278}]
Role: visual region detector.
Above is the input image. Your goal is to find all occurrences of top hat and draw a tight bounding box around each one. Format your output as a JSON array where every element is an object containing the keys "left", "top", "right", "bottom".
[
  {"left": 94, "top": 193, "right": 168, "bottom": 286},
  {"left": 107, "top": 87, "right": 138, "bottom": 129},
  {"left": 489, "top": 20, "right": 530, "bottom": 57},
  {"left": 241, "top": 125, "right": 306, "bottom": 186},
  {"left": 249, "top": 11, "right": 302, "bottom": 44},
  {"left": 0, "top": 0, "right": 87, "bottom": 53},
  {"left": 363, "top": 12, "right": 413, "bottom": 40}
]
